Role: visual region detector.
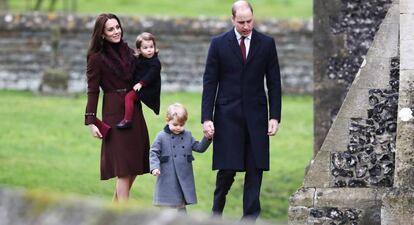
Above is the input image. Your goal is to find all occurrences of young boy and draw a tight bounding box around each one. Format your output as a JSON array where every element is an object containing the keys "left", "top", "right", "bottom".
[
  {"left": 117, "top": 32, "right": 161, "bottom": 129},
  {"left": 149, "top": 103, "right": 211, "bottom": 211}
]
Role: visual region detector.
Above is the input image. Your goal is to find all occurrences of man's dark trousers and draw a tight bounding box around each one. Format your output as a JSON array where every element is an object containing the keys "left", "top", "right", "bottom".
[{"left": 211, "top": 135, "right": 263, "bottom": 220}]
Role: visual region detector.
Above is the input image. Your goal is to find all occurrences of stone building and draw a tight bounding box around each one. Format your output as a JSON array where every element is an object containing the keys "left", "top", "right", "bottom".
[{"left": 289, "top": 0, "right": 414, "bottom": 224}]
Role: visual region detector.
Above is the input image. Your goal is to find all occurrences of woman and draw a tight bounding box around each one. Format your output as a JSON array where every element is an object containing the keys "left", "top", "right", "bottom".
[{"left": 84, "top": 13, "right": 150, "bottom": 201}]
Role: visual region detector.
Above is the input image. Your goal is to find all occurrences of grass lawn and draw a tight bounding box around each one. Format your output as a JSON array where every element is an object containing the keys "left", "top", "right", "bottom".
[
  {"left": 0, "top": 90, "right": 313, "bottom": 223},
  {"left": 8, "top": 0, "right": 312, "bottom": 18}
]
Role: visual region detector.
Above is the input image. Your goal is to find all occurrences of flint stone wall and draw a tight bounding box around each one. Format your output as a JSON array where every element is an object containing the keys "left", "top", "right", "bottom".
[
  {"left": 314, "top": 0, "right": 393, "bottom": 153},
  {"left": 289, "top": 1, "right": 401, "bottom": 224},
  {"left": 0, "top": 13, "right": 312, "bottom": 94}
]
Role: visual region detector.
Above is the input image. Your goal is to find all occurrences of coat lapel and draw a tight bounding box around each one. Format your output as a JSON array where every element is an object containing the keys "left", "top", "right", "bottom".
[
  {"left": 246, "top": 29, "right": 261, "bottom": 64},
  {"left": 226, "top": 29, "right": 261, "bottom": 65},
  {"left": 226, "top": 30, "right": 244, "bottom": 64}
]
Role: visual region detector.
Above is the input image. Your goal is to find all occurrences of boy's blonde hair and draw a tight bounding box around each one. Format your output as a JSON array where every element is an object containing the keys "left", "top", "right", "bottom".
[
  {"left": 166, "top": 103, "right": 188, "bottom": 124},
  {"left": 135, "top": 32, "right": 158, "bottom": 52}
]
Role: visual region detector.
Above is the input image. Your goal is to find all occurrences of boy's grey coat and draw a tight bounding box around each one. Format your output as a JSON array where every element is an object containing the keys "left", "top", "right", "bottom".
[{"left": 150, "top": 126, "right": 211, "bottom": 206}]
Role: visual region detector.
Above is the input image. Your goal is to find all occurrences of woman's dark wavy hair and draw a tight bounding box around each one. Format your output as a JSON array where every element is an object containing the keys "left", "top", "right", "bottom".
[{"left": 87, "top": 13, "right": 123, "bottom": 58}]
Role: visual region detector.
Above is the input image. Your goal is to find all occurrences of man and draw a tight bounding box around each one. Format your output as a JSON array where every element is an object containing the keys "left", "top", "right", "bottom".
[{"left": 201, "top": 0, "right": 282, "bottom": 220}]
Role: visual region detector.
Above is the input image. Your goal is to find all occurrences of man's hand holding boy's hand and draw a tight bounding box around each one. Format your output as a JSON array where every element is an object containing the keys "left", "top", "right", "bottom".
[{"left": 203, "top": 120, "right": 215, "bottom": 139}]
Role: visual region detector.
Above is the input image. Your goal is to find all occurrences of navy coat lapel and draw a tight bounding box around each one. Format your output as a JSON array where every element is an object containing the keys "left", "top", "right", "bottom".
[
  {"left": 226, "top": 30, "right": 244, "bottom": 64},
  {"left": 246, "top": 29, "right": 261, "bottom": 64},
  {"left": 226, "top": 29, "right": 261, "bottom": 65}
]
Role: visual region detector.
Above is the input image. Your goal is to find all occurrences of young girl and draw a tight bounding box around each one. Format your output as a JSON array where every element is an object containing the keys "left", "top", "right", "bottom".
[
  {"left": 149, "top": 103, "right": 211, "bottom": 211},
  {"left": 117, "top": 32, "right": 161, "bottom": 129}
]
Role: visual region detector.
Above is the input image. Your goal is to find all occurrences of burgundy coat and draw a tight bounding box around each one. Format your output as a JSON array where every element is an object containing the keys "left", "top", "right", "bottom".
[{"left": 85, "top": 41, "right": 150, "bottom": 180}]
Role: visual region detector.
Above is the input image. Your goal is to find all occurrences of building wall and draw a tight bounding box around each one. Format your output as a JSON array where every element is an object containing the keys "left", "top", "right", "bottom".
[{"left": 313, "top": 0, "right": 393, "bottom": 154}]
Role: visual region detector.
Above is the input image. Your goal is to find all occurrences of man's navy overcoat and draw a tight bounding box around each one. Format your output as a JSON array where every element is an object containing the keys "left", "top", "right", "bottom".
[{"left": 202, "top": 28, "right": 282, "bottom": 171}]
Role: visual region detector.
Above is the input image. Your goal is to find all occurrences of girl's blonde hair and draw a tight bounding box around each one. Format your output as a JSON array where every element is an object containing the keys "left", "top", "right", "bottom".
[
  {"left": 135, "top": 32, "right": 158, "bottom": 53},
  {"left": 166, "top": 103, "right": 188, "bottom": 124}
]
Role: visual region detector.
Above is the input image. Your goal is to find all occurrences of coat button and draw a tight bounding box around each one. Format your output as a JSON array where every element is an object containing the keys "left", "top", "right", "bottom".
[
  {"left": 174, "top": 155, "right": 176, "bottom": 157},
  {"left": 173, "top": 145, "right": 175, "bottom": 148},
  {"left": 182, "top": 146, "right": 184, "bottom": 148},
  {"left": 172, "top": 136, "right": 174, "bottom": 139},
  {"left": 181, "top": 137, "right": 183, "bottom": 140}
]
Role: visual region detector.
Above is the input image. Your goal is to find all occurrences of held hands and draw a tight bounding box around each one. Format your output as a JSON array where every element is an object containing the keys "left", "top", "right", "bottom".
[
  {"left": 203, "top": 119, "right": 277, "bottom": 137},
  {"left": 152, "top": 169, "right": 161, "bottom": 176},
  {"left": 268, "top": 119, "right": 279, "bottom": 136},
  {"left": 203, "top": 120, "right": 215, "bottom": 139},
  {"left": 88, "top": 124, "right": 103, "bottom": 139},
  {"left": 133, "top": 83, "right": 142, "bottom": 92}
]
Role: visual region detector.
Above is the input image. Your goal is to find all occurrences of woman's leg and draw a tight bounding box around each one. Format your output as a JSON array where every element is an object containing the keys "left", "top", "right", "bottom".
[
  {"left": 112, "top": 176, "right": 137, "bottom": 202},
  {"left": 115, "top": 176, "right": 132, "bottom": 201},
  {"left": 113, "top": 175, "right": 137, "bottom": 202}
]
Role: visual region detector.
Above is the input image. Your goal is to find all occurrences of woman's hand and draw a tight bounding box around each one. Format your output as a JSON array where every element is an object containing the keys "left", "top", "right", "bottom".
[
  {"left": 151, "top": 169, "right": 161, "bottom": 176},
  {"left": 88, "top": 124, "right": 102, "bottom": 139}
]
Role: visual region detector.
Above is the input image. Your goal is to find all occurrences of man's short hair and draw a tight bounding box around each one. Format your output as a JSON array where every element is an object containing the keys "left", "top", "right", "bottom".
[{"left": 231, "top": 0, "right": 253, "bottom": 17}]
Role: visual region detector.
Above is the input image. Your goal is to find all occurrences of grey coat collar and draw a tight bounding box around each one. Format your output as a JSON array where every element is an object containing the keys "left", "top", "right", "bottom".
[{"left": 163, "top": 125, "right": 185, "bottom": 135}]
